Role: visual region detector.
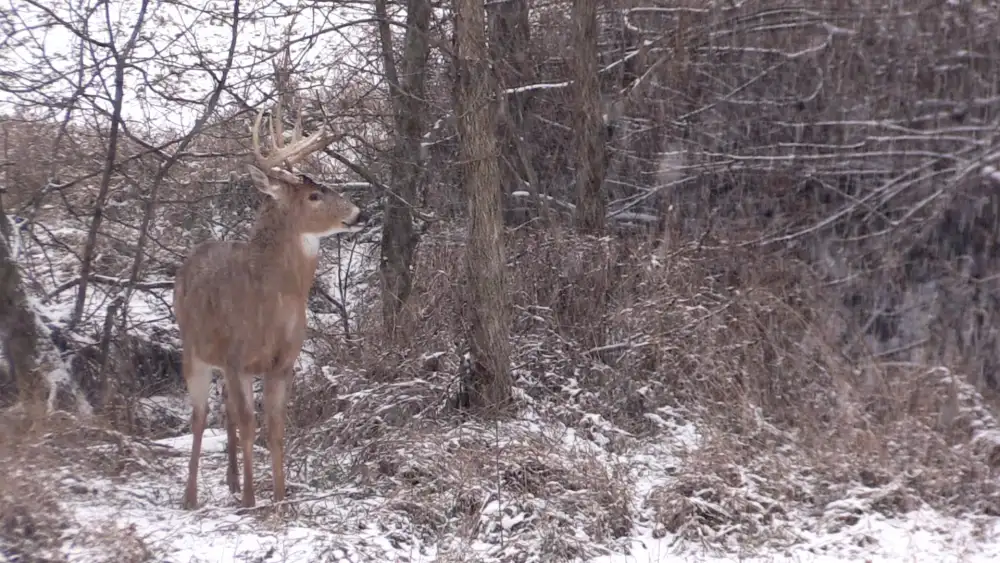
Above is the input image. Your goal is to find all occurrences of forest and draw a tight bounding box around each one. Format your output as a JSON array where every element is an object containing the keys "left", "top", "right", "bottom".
[{"left": 2, "top": 0, "right": 1000, "bottom": 561}]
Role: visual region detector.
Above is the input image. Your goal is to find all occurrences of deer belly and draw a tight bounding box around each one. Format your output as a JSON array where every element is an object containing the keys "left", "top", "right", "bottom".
[{"left": 242, "top": 315, "right": 306, "bottom": 374}]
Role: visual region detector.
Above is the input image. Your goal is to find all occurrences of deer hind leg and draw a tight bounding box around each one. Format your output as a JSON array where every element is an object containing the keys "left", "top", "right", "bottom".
[
  {"left": 263, "top": 373, "right": 290, "bottom": 504},
  {"left": 221, "top": 380, "right": 240, "bottom": 494},
  {"left": 225, "top": 365, "right": 257, "bottom": 508},
  {"left": 182, "top": 352, "right": 212, "bottom": 510}
]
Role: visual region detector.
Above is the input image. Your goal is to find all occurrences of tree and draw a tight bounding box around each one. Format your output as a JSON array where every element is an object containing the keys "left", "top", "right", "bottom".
[
  {"left": 376, "top": 0, "right": 431, "bottom": 336},
  {"left": 453, "top": 0, "right": 512, "bottom": 408},
  {"left": 488, "top": 0, "right": 535, "bottom": 226},
  {"left": 0, "top": 181, "right": 40, "bottom": 405},
  {"left": 69, "top": 0, "right": 152, "bottom": 329},
  {"left": 0, "top": 175, "right": 89, "bottom": 414},
  {"left": 571, "top": 0, "right": 606, "bottom": 233}
]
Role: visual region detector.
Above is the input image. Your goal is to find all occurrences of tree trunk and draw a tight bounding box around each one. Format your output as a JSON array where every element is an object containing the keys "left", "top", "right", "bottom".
[
  {"left": 0, "top": 192, "right": 41, "bottom": 406},
  {"left": 488, "top": 0, "right": 535, "bottom": 226},
  {"left": 1, "top": 194, "right": 91, "bottom": 414},
  {"left": 376, "top": 0, "right": 431, "bottom": 336},
  {"left": 571, "top": 0, "right": 607, "bottom": 234},
  {"left": 454, "top": 0, "right": 512, "bottom": 409}
]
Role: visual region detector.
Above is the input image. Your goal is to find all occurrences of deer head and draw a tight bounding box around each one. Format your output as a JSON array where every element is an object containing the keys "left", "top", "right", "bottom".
[{"left": 247, "top": 102, "right": 366, "bottom": 249}]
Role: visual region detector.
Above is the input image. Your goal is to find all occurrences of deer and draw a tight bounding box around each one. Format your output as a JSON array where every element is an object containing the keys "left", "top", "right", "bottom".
[{"left": 173, "top": 100, "right": 367, "bottom": 510}]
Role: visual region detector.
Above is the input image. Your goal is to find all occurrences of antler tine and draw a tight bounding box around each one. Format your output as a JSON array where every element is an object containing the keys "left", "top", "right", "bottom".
[
  {"left": 269, "top": 102, "right": 282, "bottom": 153},
  {"left": 291, "top": 103, "right": 304, "bottom": 145},
  {"left": 251, "top": 108, "right": 268, "bottom": 166},
  {"left": 251, "top": 99, "right": 336, "bottom": 173},
  {"left": 276, "top": 100, "right": 286, "bottom": 150},
  {"left": 252, "top": 106, "right": 286, "bottom": 171}
]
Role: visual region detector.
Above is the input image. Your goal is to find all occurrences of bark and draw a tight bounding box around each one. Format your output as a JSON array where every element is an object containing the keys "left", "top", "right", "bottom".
[
  {"left": 487, "top": 0, "right": 535, "bottom": 226},
  {"left": 453, "top": 0, "right": 512, "bottom": 409},
  {"left": 0, "top": 191, "right": 41, "bottom": 405},
  {"left": 376, "top": 0, "right": 431, "bottom": 336},
  {"left": 571, "top": 0, "right": 607, "bottom": 234},
  {"left": 1, "top": 189, "right": 91, "bottom": 414}
]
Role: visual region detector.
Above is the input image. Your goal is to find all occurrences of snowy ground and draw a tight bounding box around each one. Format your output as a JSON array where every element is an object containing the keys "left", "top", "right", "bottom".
[{"left": 32, "top": 419, "right": 999, "bottom": 563}]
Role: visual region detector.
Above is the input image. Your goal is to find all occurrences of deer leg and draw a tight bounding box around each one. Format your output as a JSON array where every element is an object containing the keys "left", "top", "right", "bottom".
[
  {"left": 263, "top": 373, "right": 290, "bottom": 504},
  {"left": 221, "top": 380, "right": 240, "bottom": 494},
  {"left": 182, "top": 352, "right": 212, "bottom": 510},
  {"left": 232, "top": 375, "right": 257, "bottom": 508},
  {"left": 223, "top": 351, "right": 257, "bottom": 509}
]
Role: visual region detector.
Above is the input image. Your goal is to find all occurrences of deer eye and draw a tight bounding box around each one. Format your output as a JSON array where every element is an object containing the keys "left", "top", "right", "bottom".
[{"left": 308, "top": 191, "right": 322, "bottom": 202}]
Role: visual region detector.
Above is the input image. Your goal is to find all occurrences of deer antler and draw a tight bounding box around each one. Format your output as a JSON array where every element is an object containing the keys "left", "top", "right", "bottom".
[{"left": 252, "top": 101, "right": 335, "bottom": 179}]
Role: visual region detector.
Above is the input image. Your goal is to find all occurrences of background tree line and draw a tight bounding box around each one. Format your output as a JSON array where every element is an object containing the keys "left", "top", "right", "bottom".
[{"left": 0, "top": 0, "right": 998, "bottom": 426}]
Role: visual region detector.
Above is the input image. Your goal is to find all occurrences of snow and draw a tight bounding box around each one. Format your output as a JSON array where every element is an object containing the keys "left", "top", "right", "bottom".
[
  {"left": 156, "top": 427, "right": 228, "bottom": 453},
  {"left": 39, "top": 408, "right": 1000, "bottom": 563},
  {"left": 10, "top": 198, "right": 1000, "bottom": 562},
  {"left": 984, "top": 165, "right": 1000, "bottom": 185},
  {"left": 592, "top": 508, "right": 1000, "bottom": 563},
  {"left": 58, "top": 426, "right": 438, "bottom": 563},
  {"left": 4, "top": 5, "right": 999, "bottom": 557}
]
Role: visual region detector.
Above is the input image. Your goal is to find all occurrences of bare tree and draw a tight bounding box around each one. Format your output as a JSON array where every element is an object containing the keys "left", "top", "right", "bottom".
[
  {"left": 375, "top": 0, "right": 431, "bottom": 336},
  {"left": 453, "top": 0, "right": 512, "bottom": 408},
  {"left": 122, "top": 0, "right": 242, "bottom": 304},
  {"left": 570, "top": 0, "right": 606, "bottom": 233},
  {"left": 0, "top": 176, "right": 88, "bottom": 414},
  {"left": 69, "top": 0, "right": 151, "bottom": 329},
  {"left": 488, "top": 0, "right": 535, "bottom": 225},
  {"left": 0, "top": 181, "right": 40, "bottom": 404}
]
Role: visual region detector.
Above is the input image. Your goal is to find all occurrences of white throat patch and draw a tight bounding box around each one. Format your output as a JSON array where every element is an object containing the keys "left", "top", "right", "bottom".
[
  {"left": 300, "top": 233, "right": 322, "bottom": 259},
  {"left": 300, "top": 224, "right": 351, "bottom": 259}
]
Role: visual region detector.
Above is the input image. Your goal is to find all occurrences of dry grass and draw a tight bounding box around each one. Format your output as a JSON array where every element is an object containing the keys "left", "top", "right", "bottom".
[
  {"left": 284, "top": 224, "right": 1000, "bottom": 553},
  {"left": 1, "top": 1, "right": 998, "bottom": 558},
  {"left": 0, "top": 405, "right": 168, "bottom": 562},
  {"left": 5, "top": 216, "right": 1000, "bottom": 557},
  {"left": 0, "top": 406, "right": 79, "bottom": 562},
  {"left": 288, "top": 413, "right": 635, "bottom": 561}
]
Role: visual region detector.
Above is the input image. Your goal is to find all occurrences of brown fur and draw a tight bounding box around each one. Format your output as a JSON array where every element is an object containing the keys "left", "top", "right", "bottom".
[{"left": 174, "top": 108, "right": 366, "bottom": 510}]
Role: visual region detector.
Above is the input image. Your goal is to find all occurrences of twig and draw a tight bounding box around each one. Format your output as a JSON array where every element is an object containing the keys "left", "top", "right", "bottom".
[{"left": 46, "top": 274, "right": 174, "bottom": 302}]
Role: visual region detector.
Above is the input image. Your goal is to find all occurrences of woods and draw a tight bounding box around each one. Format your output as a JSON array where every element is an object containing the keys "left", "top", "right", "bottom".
[{"left": 2, "top": 0, "right": 1000, "bottom": 560}]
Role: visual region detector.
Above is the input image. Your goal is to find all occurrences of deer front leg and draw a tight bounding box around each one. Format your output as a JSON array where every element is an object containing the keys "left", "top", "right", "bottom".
[
  {"left": 224, "top": 364, "right": 257, "bottom": 509},
  {"left": 264, "top": 372, "right": 290, "bottom": 504},
  {"left": 182, "top": 352, "right": 212, "bottom": 510},
  {"left": 237, "top": 377, "right": 257, "bottom": 509}
]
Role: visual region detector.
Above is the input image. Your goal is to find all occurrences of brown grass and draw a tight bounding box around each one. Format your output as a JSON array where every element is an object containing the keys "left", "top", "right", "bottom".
[
  {"left": 285, "top": 223, "right": 1000, "bottom": 552},
  {"left": 0, "top": 404, "right": 166, "bottom": 561},
  {"left": 305, "top": 419, "right": 633, "bottom": 560},
  {"left": 0, "top": 406, "right": 77, "bottom": 562}
]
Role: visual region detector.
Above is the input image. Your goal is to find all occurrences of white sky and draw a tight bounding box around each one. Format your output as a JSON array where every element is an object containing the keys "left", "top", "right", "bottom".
[{"left": 0, "top": 0, "right": 380, "bottom": 135}]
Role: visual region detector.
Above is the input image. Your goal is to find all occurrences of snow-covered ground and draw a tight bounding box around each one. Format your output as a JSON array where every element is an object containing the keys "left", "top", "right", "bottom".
[{"left": 30, "top": 416, "right": 998, "bottom": 563}]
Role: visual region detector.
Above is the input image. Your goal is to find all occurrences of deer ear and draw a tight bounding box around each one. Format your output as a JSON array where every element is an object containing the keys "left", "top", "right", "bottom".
[{"left": 247, "top": 165, "right": 281, "bottom": 199}]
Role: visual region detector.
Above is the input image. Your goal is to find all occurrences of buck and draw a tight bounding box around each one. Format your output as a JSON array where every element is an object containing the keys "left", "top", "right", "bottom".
[{"left": 173, "top": 101, "right": 367, "bottom": 510}]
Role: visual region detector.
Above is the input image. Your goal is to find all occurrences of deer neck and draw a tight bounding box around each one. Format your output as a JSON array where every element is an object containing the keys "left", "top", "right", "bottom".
[{"left": 248, "top": 207, "right": 319, "bottom": 297}]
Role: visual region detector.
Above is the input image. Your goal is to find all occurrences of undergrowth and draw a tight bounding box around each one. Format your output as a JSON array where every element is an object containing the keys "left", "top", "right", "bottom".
[
  {"left": 0, "top": 407, "right": 161, "bottom": 562},
  {"left": 284, "top": 226, "right": 1000, "bottom": 554},
  {"left": 5, "top": 225, "right": 1000, "bottom": 559}
]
